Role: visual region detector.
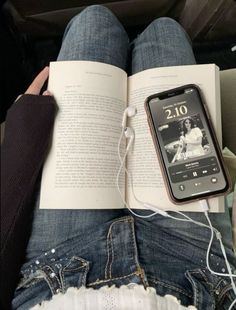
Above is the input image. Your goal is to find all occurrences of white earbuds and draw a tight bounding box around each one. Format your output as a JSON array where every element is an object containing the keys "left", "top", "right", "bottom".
[
  {"left": 122, "top": 106, "right": 137, "bottom": 128},
  {"left": 124, "top": 127, "right": 135, "bottom": 153},
  {"left": 124, "top": 127, "right": 134, "bottom": 139},
  {"left": 116, "top": 107, "right": 236, "bottom": 309}
]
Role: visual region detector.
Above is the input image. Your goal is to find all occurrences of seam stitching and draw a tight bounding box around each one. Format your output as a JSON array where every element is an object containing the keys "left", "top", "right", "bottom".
[{"left": 88, "top": 271, "right": 138, "bottom": 286}]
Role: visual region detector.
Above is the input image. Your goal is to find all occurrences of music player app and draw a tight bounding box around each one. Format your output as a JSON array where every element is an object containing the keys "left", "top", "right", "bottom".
[{"left": 148, "top": 86, "right": 228, "bottom": 200}]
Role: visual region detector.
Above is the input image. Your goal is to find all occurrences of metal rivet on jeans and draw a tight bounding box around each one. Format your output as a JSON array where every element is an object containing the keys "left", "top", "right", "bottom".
[
  {"left": 51, "top": 249, "right": 56, "bottom": 254},
  {"left": 50, "top": 272, "right": 56, "bottom": 278},
  {"left": 222, "top": 268, "right": 226, "bottom": 272},
  {"left": 35, "top": 260, "right": 40, "bottom": 265},
  {"left": 56, "top": 289, "right": 61, "bottom": 294},
  {"left": 215, "top": 289, "right": 220, "bottom": 295}
]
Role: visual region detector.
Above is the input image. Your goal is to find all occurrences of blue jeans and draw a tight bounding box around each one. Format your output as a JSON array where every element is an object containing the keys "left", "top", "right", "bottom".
[{"left": 12, "top": 6, "right": 236, "bottom": 310}]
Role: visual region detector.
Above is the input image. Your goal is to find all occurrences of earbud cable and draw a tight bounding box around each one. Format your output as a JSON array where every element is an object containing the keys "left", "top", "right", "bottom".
[{"left": 117, "top": 127, "right": 236, "bottom": 309}]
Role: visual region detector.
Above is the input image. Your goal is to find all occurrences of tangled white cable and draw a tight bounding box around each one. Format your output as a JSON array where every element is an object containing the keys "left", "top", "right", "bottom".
[{"left": 116, "top": 106, "right": 236, "bottom": 310}]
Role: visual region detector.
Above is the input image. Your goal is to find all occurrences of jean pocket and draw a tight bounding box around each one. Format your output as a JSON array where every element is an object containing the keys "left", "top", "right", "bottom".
[
  {"left": 13, "top": 255, "right": 90, "bottom": 310},
  {"left": 185, "top": 268, "right": 236, "bottom": 310}
]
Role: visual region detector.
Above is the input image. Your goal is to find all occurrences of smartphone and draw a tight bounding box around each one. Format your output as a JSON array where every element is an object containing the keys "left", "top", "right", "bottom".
[{"left": 145, "top": 84, "right": 231, "bottom": 204}]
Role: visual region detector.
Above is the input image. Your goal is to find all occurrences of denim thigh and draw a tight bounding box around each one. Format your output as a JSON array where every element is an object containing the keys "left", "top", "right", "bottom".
[
  {"left": 13, "top": 215, "right": 236, "bottom": 310},
  {"left": 133, "top": 213, "right": 236, "bottom": 309},
  {"left": 13, "top": 217, "right": 147, "bottom": 309},
  {"left": 131, "top": 16, "right": 233, "bottom": 250},
  {"left": 25, "top": 5, "right": 129, "bottom": 260},
  {"left": 14, "top": 7, "right": 236, "bottom": 310}
]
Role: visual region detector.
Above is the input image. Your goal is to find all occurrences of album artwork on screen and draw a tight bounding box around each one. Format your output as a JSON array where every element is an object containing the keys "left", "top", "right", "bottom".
[{"left": 159, "top": 113, "right": 211, "bottom": 164}]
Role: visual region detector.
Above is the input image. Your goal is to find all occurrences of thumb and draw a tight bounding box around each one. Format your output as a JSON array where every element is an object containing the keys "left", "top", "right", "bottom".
[{"left": 42, "top": 90, "right": 52, "bottom": 96}]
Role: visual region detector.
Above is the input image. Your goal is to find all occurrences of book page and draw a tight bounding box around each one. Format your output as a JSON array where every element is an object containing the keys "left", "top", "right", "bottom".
[
  {"left": 127, "top": 64, "right": 224, "bottom": 212},
  {"left": 40, "top": 61, "right": 127, "bottom": 209}
]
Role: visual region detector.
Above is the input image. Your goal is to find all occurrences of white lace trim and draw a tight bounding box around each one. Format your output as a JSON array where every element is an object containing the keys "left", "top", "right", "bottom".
[{"left": 31, "top": 284, "right": 197, "bottom": 310}]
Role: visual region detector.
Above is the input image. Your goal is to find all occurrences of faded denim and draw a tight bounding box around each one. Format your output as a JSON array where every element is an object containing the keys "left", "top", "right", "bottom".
[{"left": 13, "top": 5, "right": 236, "bottom": 310}]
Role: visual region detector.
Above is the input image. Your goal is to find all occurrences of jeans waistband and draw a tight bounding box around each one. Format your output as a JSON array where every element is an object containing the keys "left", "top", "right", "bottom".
[{"left": 18, "top": 216, "right": 147, "bottom": 289}]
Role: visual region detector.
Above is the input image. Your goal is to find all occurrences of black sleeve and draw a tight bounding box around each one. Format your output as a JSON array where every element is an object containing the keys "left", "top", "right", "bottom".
[{"left": 1, "top": 94, "right": 56, "bottom": 309}]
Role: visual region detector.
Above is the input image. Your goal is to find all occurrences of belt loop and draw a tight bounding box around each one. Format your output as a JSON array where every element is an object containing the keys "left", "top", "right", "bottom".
[{"left": 41, "top": 265, "right": 62, "bottom": 295}]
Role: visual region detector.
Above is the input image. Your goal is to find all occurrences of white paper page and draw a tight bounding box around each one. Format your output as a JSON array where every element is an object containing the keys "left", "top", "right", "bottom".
[
  {"left": 127, "top": 64, "right": 224, "bottom": 212},
  {"left": 40, "top": 61, "right": 127, "bottom": 209}
]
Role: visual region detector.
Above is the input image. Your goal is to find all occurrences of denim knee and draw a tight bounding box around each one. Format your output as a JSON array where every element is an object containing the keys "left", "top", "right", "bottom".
[
  {"left": 140, "top": 16, "right": 191, "bottom": 44},
  {"left": 131, "top": 15, "right": 195, "bottom": 73},
  {"left": 152, "top": 17, "right": 183, "bottom": 31},
  {"left": 68, "top": 5, "right": 121, "bottom": 31},
  {"left": 58, "top": 4, "right": 129, "bottom": 67},
  {"left": 79, "top": 5, "right": 116, "bottom": 19}
]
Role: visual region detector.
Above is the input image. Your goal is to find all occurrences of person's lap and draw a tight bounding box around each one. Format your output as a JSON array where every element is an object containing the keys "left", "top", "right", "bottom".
[
  {"left": 25, "top": 5, "right": 130, "bottom": 260},
  {"left": 26, "top": 5, "right": 233, "bottom": 255},
  {"left": 14, "top": 5, "right": 235, "bottom": 309}
]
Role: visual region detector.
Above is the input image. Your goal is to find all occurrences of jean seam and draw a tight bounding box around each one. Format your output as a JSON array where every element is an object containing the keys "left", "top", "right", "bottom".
[
  {"left": 63, "top": 256, "right": 88, "bottom": 271},
  {"left": 104, "top": 216, "right": 134, "bottom": 279},
  {"left": 148, "top": 278, "right": 192, "bottom": 298},
  {"left": 61, "top": 256, "right": 90, "bottom": 291},
  {"left": 88, "top": 271, "right": 139, "bottom": 286},
  {"left": 188, "top": 269, "right": 236, "bottom": 309},
  {"left": 130, "top": 217, "right": 141, "bottom": 269},
  {"left": 190, "top": 270, "right": 212, "bottom": 286},
  {"left": 106, "top": 222, "right": 114, "bottom": 279},
  {"left": 16, "top": 273, "right": 43, "bottom": 290},
  {"left": 198, "top": 270, "right": 215, "bottom": 308},
  {"left": 82, "top": 262, "right": 90, "bottom": 286},
  {"left": 59, "top": 268, "right": 65, "bottom": 293},
  {"left": 218, "top": 282, "right": 236, "bottom": 305},
  {"left": 41, "top": 266, "right": 62, "bottom": 295},
  {"left": 190, "top": 269, "right": 221, "bottom": 293},
  {"left": 186, "top": 271, "right": 199, "bottom": 308}
]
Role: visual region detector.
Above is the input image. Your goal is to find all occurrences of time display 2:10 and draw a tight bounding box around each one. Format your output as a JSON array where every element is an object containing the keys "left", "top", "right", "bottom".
[{"left": 165, "top": 105, "right": 188, "bottom": 119}]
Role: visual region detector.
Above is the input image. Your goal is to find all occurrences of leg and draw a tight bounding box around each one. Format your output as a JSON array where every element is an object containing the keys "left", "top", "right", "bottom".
[
  {"left": 57, "top": 5, "right": 129, "bottom": 69},
  {"left": 131, "top": 17, "right": 233, "bottom": 250},
  {"left": 131, "top": 18, "right": 235, "bottom": 308},
  {"left": 131, "top": 17, "right": 195, "bottom": 74},
  {"left": 25, "top": 5, "right": 129, "bottom": 260}
]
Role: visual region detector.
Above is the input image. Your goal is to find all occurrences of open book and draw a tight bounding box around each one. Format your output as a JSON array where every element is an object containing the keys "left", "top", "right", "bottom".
[{"left": 39, "top": 61, "right": 224, "bottom": 212}]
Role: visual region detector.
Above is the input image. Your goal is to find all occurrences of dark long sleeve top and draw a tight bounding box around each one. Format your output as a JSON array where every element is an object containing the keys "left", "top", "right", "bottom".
[{"left": 1, "top": 94, "right": 56, "bottom": 309}]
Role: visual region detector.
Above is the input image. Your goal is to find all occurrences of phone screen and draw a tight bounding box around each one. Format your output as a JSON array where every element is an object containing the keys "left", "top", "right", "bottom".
[{"left": 146, "top": 85, "right": 230, "bottom": 202}]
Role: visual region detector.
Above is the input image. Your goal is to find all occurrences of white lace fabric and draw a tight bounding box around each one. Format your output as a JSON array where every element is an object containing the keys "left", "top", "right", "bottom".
[{"left": 31, "top": 284, "right": 197, "bottom": 310}]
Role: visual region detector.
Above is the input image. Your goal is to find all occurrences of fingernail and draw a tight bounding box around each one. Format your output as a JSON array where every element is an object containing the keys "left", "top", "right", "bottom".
[
  {"left": 15, "top": 94, "right": 23, "bottom": 102},
  {"left": 43, "top": 90, "right": 52, "bottom": 96}
]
